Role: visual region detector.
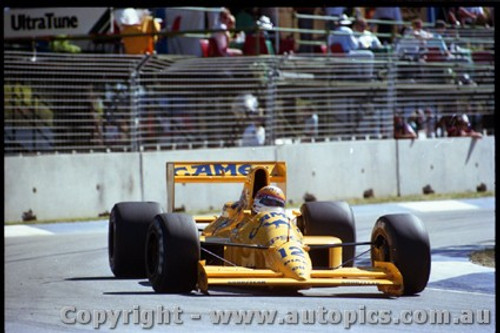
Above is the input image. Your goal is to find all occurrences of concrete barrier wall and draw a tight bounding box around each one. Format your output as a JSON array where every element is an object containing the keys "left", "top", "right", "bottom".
[
  {"left": 4, "top": 137, "right": 494, "bottom": 222},
  {"left": 396, "top": 136, "right": 495, "bottom": 195},
  {"left": 4, "top": 153, "right": 142, "bottom": 221},
  {"left": 275, "top": 141, "right": 399, "bottom": 201}
]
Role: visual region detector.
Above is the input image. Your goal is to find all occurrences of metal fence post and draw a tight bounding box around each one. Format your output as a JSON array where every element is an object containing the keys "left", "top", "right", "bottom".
[
  {"left": 387, "top": 54, "right": 396, "bottom": 133},
  {"left": 129, "top": 54, "right": 151, "bottom": 151},
  {"left": 387, "top": 55, "right": 402, "bottom": 197},
  {"left": 264, "top": 58, "right": 279, "bottom": 145},
  {"left": 129, "top": 70, "right": 138, "bottom": 151}
]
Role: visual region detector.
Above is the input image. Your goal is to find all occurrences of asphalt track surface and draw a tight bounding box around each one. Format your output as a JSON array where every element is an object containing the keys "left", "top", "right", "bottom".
[{"left": 5, "top": 197, "right": 495, "bottom": 332}]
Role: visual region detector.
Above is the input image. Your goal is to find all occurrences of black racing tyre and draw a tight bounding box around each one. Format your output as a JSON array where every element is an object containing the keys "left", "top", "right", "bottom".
[
  {"left": 300, "top": 201, "right": 356, "bottom": 267},
  {"left": 108, "top": 201, "right": 162, "bottom": 278},
  {"left": 146, "top": 213, "right": 200, "bottom": 293},
  {"left": 371, "top": 213, "right": 431, "bottom": 296}
]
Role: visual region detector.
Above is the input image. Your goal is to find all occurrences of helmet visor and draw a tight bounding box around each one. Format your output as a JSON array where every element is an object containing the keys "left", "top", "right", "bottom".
[{"left": 259, "top": 195, "right": 285, "bottom": 208}]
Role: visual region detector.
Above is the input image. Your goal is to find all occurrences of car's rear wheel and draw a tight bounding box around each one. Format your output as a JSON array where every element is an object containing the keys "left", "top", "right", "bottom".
[
  {"left": 145, "top": 213, "right": 200, "bottom": 293},
  {"left": 108, "top": 201, "right": 162, "bottom": 278},
  {"left": 300, "top": 201, "right": 356, "bottom": 267},
  {"left": 371, "top": 213, "right": 431, "bottom": 295}
]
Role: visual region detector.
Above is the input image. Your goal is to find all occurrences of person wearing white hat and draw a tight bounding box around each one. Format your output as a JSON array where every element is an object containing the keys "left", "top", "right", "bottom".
[
  {"left": 116, "top": 8, "right": 161, "bottom": 54},
  {"left": 327, "top": 14, "right": 358, "bottom": 53}
]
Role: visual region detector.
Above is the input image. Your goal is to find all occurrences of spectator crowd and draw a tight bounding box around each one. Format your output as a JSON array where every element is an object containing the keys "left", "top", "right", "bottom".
[{"left": 106, "top": 6, "right": 493, "bottom": 57}]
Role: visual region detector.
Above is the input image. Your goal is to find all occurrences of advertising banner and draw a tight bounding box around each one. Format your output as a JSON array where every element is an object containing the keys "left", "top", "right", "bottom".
[{"left": 4, "top": 7, "right": 112, "bottom": 38}]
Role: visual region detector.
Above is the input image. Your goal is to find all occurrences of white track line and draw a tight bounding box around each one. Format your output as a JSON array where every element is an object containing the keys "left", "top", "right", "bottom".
[
  {"left": 398, "top": 200, "right": 479, "bottom": 212},
  {"left": 429, "top": 261, "right": 494, "bottom": 283},
  {"left": 4, "top": 225, "right": 54, "bottom": 237},
  {"left": 426, "top": 287, "right": 495, "bottom": 297}
]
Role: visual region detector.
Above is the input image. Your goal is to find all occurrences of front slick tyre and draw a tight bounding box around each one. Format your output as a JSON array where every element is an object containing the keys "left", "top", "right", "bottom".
[
  {"left": 146, "top": 213, "right": 200, "bottom": 293},
  {"left": 371, "top": 213, "right": 431, "bottom": 295}
]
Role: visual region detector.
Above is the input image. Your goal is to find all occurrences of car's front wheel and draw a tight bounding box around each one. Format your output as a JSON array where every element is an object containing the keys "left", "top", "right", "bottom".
[
  {"left": 371, "top": 213, "right": 431, "bottom": 295},
  {"left": 145, "top": 213, "right": 200, "bottom": 293}
]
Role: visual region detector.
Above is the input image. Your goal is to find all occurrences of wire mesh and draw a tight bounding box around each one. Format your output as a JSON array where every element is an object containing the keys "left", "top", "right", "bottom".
[{"left": 4, "top": 46, "right": 494, "bottom": 155}]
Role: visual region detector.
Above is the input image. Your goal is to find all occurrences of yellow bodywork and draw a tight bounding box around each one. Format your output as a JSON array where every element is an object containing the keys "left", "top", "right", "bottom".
[{"left": 167, "top": 161, "right": 404, "bottom": 296}]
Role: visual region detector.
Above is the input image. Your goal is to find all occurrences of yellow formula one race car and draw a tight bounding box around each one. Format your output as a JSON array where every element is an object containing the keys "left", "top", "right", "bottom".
[{"left": 108, "top": 161, "right": 430, "bottom": 296}]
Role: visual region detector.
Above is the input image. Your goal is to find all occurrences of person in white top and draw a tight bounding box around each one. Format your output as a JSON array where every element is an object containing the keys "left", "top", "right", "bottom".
[
  {"left": 352, "top": 18, "right": 383, "bottom": 50},
  {"left": 242, "top": 114, "right": 265, "bottom": 146},
  {"left": 409, "top": 18, "right": 433, "bottom": 41},
  {"left": 395, "top": 18, "right": 433, "bottom": 61}
]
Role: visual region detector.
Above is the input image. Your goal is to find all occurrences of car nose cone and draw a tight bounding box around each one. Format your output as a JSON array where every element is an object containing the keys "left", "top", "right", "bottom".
[{"left": 268, "top": 242, "right": 312, "bottom": 281}]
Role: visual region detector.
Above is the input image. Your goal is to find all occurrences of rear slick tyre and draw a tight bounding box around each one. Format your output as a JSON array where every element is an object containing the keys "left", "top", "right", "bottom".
[
  {"left": 300, "top": 201, "right": 356, "bottom": 267},
  {"left": 108, "top": 201, "right": 162, "bottom": 278}
]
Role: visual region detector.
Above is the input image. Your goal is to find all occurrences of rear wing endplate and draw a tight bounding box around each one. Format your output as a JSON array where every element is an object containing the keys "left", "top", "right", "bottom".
[{"left": 166, "top": 161, "right": 287, "bottom": 213}]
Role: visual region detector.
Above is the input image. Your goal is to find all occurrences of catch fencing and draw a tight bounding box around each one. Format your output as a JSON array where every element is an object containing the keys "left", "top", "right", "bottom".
[{"left": 4, "top": 47, "right": 495, "bottom": 155}]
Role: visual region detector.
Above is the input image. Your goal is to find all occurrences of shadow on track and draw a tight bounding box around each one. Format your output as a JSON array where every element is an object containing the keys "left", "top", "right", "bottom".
[{"left": 66, "top": 276, "right": 116, "bottom": 281}]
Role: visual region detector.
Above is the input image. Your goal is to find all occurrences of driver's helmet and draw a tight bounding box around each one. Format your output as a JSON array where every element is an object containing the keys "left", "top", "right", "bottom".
[{"left": 252, "top": 185, "right": 286, "bottom": 214}]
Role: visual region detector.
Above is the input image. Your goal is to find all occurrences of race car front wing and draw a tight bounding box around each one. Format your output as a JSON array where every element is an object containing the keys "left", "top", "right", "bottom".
[{"left": 197, "top": 261, "right": 404, "bottom": 296}]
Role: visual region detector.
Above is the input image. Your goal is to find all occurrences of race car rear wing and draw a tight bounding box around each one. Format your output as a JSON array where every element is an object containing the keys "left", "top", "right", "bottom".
[{"left": 166, "top": 161, "right": 287, "bottom": 213}]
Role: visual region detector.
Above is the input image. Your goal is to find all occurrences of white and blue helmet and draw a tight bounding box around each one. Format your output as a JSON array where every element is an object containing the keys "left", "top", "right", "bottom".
[{"left": 252, "top": 185, "right": 286, "bottom": 214}]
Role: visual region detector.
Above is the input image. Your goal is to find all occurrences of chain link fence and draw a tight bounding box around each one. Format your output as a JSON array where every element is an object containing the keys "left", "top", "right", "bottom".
[{"left": 4, "top": 47, "right": 494, "bottom": 155}]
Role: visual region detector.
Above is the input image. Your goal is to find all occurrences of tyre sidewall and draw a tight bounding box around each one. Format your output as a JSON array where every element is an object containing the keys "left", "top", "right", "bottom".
[{"left": 146, "top": 213, "right": 200, "bottom": 293}]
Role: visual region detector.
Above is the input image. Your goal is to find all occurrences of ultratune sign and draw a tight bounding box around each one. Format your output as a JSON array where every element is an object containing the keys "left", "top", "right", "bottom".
[{"left": 4, "top": 7, "right": 112, "bottom": 38}]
